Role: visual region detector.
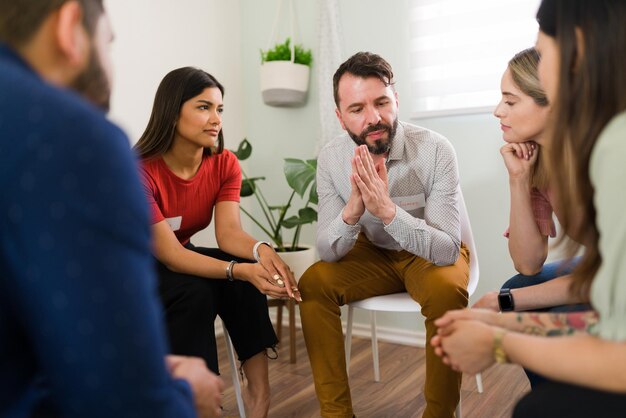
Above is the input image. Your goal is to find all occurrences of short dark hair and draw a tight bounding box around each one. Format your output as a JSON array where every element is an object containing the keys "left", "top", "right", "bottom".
[
  {"left": 134, "top": 67, "right": 226, "bottom": 160},
  {"left": 332, "top": 52, "right": 395, "bottom": 107},
  {"left": 0, "top": 0, "right": 104, "bottom": 47}
]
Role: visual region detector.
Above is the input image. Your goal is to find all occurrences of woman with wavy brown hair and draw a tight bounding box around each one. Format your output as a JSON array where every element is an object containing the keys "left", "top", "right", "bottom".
[{"left": 431, "top": 0, "right": 626, "bottom": 416}]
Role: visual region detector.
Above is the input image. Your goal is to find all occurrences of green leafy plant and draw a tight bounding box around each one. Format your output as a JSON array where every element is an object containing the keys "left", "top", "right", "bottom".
[
  {"left": 260, "top": 38, "right": 313, "bottom": 66},
  {"left": 231, "top": 138, "right": 317, "bottom": 252}
]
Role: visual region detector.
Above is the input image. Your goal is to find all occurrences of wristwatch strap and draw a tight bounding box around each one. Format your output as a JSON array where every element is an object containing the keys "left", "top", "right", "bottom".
[{"left": 498, "top": 288, "right": 515, "bottom": 312}]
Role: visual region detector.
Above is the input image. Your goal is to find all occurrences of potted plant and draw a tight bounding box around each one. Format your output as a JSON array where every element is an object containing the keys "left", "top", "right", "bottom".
[
  {"left": 260, "top": 38, "right": 312, "bottom": 107},
  {"left": 231, "top": 138, "right": 317, "bottom": 280}
]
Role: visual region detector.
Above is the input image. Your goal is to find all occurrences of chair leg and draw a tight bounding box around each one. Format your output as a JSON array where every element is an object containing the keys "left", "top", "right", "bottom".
[
  {"left": 370, "top": 311, "right": 380, "bottom": 382},
  {"left": 223, "top": 322, "right": 246, "bottom": 418},
  {"left": 344, "top": 305, "right": 354, "bottom": 374},
  {"left": 475, "top": 372, "right": 484, "bottom": 394},
  {"left": 288, "top": 299, "right": 296, "bottom": 364}
]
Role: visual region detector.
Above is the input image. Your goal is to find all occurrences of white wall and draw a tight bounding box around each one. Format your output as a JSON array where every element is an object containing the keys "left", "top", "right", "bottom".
[
  {"left": 105, "top": 0, "right": 541, "bottom": 337},
  {"left": 105, "top": 0, "right": 245, "bottom": 247},
  {"left": 236, "top": 0, "right": 320, "bottom": 247}
]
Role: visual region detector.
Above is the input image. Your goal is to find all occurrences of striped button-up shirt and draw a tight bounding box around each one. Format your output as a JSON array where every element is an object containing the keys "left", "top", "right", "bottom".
[{"left": 316, "top": 121, "right": 461, "bottom": 266}]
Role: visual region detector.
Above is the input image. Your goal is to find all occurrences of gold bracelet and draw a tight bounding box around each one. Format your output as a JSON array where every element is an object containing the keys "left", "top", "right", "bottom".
[{"left": 493, "top": 329, "right": 509, "bottom": 364}]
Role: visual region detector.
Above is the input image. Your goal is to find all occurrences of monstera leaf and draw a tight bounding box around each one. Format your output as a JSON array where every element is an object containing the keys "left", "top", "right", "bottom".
[{"left": 231, "top": 139, "right": 318, "bottom": 251}]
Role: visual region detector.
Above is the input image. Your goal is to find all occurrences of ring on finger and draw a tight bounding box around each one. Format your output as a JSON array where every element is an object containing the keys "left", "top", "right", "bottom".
[{"left": 272, "top": 274, "right": 285, "bottom": 288}]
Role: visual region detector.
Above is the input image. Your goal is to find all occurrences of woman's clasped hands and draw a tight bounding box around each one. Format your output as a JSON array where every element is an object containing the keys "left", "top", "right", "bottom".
[
  {"left": 431, "top": 308, "right": 506, "bottom": 374},
  {"left": 241, "top": 243, "right": 302, "bottom": 302}
]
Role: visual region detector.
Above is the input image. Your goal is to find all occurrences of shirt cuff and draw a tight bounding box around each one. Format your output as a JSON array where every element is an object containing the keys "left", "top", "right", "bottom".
[
  {"left": 331, "top": 213, "right": 361, "bottom": 240},
  {"left": 172, "top": 377, "right": 195, "bottom": 404},
  {"left": 383, "top": 206, "right": 425, "bottom": 239},
  {"left": 382, "top": 205, "right": 398, "bottom": 227}
]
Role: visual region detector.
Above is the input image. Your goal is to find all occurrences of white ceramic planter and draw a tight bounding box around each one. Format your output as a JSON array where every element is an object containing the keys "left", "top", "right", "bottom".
[
  {"left": 276, "top": 245, "right": 316, "bottom": 283},
  {"left": 260, "top": 61, "right": 310, "bottom": 107}
]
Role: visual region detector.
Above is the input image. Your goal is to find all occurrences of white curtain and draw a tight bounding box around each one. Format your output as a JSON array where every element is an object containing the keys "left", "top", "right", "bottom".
[{"left": 316, "top": 0, "right": 344, "bottom": 153}]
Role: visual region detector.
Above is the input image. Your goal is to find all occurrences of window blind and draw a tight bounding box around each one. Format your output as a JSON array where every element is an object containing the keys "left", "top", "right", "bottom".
[{"left": 408, "top": 0, "right": 541, "bottom": 118}]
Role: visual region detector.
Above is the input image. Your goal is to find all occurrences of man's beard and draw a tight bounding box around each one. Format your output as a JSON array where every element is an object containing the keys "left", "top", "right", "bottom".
[
  {"left": 346, "top": 117, "right": 398, "bottom": 155},
  {"left": 70, "top": 46, "right": 111, "bottom": 112}
]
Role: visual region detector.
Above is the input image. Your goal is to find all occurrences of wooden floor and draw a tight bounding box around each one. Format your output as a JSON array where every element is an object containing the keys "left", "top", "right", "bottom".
[{"left": 217, "top": 326, "right": 530, "bottom": 418}]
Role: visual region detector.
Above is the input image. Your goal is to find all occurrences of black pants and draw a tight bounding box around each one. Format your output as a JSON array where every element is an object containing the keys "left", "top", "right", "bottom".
[
  {"left": 156, "top": 245, "right": 277, "bottom": 374},
  {"left": 514, "top": 380, "right": 626, "bottom": 418}
]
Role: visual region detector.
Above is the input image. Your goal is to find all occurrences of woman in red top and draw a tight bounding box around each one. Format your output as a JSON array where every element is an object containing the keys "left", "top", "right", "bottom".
[{"left": 134, "top": 67, "right": 299, "bottom": 418}]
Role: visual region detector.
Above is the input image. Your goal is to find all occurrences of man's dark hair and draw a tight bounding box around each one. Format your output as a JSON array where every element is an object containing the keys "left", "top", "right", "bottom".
[
  {"left": 332, "top": 52, "right": 395, "bottom": 107},
  {"left": 0, "top": 0, "right": 104, "bottom": 47}
]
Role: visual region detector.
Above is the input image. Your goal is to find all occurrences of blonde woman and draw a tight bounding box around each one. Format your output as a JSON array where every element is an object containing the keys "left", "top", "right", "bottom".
[
  {"left": 474, "top": 49, "right": 588, "bottom": 313},
  {"left": 474, "top": 47, "right": 590, "bottom": 387}
]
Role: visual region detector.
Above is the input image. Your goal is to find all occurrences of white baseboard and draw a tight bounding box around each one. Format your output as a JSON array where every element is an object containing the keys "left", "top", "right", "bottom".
[
  {"left": 272, "top": 309, "right": 426, "bottom": 348},
  {"left": 217, "top": 308, "right": 427, "bottom": 348},
  {"left": 346, "top": 321, "right": 426, "bottom": 348}
]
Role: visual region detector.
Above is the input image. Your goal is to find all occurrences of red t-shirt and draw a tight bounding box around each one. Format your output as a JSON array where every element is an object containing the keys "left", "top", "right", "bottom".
[{"left": 139, "top": 150, "right": 241, "bottom": 245}]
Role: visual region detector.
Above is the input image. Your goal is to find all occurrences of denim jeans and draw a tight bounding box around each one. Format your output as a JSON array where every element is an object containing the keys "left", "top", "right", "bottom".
[{"left": 502, "top": 257, "right": 590, "bottom": 388}]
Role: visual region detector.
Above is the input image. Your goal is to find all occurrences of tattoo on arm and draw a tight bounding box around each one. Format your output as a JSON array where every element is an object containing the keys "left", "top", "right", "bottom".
[{"left": 515, "top": 311, "right": 599, "bottom": 336}]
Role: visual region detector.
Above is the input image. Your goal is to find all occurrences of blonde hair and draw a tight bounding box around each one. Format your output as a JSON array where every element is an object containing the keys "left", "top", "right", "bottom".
[{"left": 508, "top": 48, "right": 550, "bottom": 190}]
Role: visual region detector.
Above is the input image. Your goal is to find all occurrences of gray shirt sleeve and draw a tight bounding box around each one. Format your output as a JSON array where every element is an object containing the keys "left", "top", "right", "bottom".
[
  {"left": 384, "top": 139, "right": 461, "bottom": 265},
  {"left": 315, "top": 149, "right": 361, "bottom": 262}
]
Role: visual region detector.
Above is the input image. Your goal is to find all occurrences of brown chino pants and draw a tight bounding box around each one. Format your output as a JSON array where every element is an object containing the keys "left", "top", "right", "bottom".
[{"left": 299, "top": 234, "right": 469, "bottom": 418}]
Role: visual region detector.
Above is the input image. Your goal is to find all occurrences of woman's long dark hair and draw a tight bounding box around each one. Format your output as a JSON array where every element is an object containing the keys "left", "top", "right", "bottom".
[
  {"left": 537, "top": 0, "right": 626, "bottom": 299},
  {"left": 134, "top": 67, "right": 225, "bottom": 159}
]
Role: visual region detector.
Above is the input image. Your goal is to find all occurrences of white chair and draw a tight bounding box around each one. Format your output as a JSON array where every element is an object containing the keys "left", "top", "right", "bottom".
[
  {"left": 222, "top": 320, "right": 246, "bottom": 418},
  {"left": 344, "top": 187, "right": 483, "bottom": 418}
]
